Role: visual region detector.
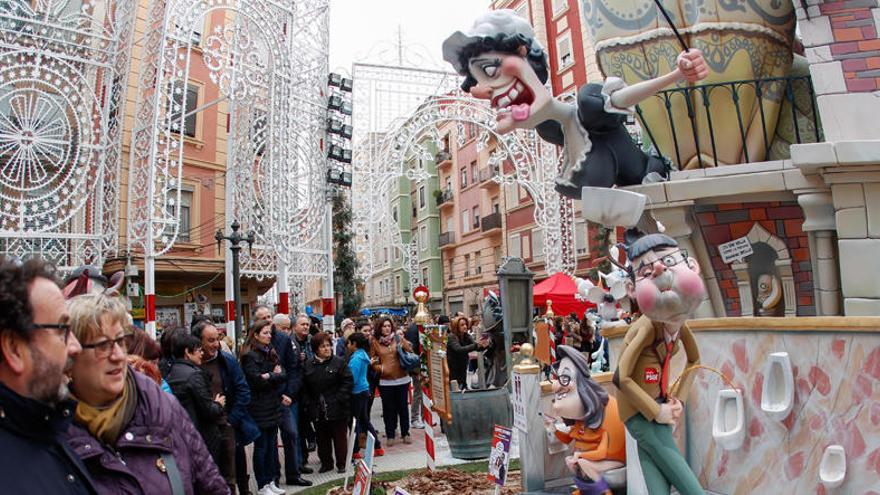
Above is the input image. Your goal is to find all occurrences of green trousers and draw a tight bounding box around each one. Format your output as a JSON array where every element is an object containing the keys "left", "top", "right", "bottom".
[{"left": 625, "top": 414, "right": 704, "bottom": 495}]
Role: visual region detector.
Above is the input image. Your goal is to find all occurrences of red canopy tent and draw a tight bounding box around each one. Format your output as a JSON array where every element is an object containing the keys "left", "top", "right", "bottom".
[{"left": 533, "top": 272, "right": 593, "bottom": 317}]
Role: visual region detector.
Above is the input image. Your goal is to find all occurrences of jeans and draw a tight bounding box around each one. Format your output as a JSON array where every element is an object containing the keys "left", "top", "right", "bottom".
[
  {"left": 278, "top": 404, "right": 300, "bottom": 480},
  {"left": 290, "top": 402, "right": 305, "bottom": 469},
  {"left": 252, "top": 426, "right": 280, "bottom": 489},
  {"left": 409, "top": 373, "right": 422, "bottom": 423},
  {"left": 352, "top": 391, "right": 381, "bottom": 453},
  {"left": 379, "top": 383, "right": 410, "bottom": 439}
]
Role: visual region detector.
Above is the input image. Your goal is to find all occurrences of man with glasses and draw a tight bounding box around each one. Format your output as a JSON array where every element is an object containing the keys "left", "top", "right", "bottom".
[
  {"left": 612, "top": 230, "right": 703, "bottom": 495},
  {"left": 0, "top": 257, "right": 97, "bottom": 493}
]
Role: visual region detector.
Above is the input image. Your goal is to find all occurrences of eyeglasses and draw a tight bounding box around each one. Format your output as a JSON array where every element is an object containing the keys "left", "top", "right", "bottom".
[
  {"left": 81, "top": 333, "right": 134, "bottom": 358},
  {"left": 634, "top": 249, "right": 689, "bottom": 281},
  {"left": 31, "top": 323, "right": 72, "bottom": 344},
  {"left": 550, "top": 370, "right": 572, "bottom": 387}
]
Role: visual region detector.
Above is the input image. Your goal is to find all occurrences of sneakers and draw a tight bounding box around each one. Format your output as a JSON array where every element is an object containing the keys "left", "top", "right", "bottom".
[
  {"left": 374, "top": 447, "right": 385, "bottom": 457},
  {"left": 402, "top": 435, "right": 413, "bottom": 444},
  {"left": 385, "top": 437, "right": 396, "bottom": 446},
  {"left": 258, "top": 482, "right": 285, "bottom": 495},
  {"left": 411, "top": 419, "right": 426, "bottom": 429}
]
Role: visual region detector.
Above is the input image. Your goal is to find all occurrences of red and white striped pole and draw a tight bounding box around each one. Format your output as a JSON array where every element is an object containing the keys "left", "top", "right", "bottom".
[
  {"left": 144, "top": 255, "right": 156, "bottom": 339},
  {"left": 422, "top": 387, "right": 435, "bottom": 471},
  {"left": 277, "top": 259, "right": 289, "bottom": 315}
]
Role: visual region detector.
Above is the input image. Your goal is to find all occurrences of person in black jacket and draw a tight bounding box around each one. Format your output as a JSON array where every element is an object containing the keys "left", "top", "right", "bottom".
[
  {"left": 302, "top": 332, "right": 353, "bottom": 474},
  {"left": 166, "top": 333, "right": 226, "bottom": 471},
  {"left": 270, "top": 313, "right": 312, "bottom": 486},
  {"left": 241, "top": 320, "right": 286, "bottom": 495},
  {"left": 0, "top": 257, "right": 97, "bottom": 494},
  {"left": 446, "top": 316, "right": 485, "bottom": 390}
]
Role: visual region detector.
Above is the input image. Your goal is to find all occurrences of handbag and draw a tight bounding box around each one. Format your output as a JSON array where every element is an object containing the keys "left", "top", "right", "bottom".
[{"left": 396, "top": 335, "right": 420, "bottom": 372}]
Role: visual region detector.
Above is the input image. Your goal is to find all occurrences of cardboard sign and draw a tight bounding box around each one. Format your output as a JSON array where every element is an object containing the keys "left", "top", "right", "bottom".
[
  {"left": 352, "top": 460, "right": 372, "bottom": 495},
  {"left": 534, "top": 321, "right": 551, "bottom": 365},
  {"left": 487, "top": 425, "right": 513, "bottom": 486},
  {"left": 512, "top": 373, "right": 528, "bottom": 432},
  {"left": 425, "top": 325, "right": 452, "bottom": 422},
  {"left": 718, "top": 236, "right": 753, "bottom": 264}
]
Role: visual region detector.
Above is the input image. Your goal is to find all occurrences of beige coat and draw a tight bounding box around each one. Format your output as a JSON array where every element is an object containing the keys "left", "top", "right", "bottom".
[{"left": 370, "top": 336, "right": 413, "bottom": 381}]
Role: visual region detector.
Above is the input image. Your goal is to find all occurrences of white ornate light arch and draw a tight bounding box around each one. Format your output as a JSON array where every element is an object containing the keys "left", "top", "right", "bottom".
[
  {"left": 0, "top": 0, "right": 136, "bottom": 271},
  {"left": 354, "top": 90, "right": 576, "bottom": 292}
]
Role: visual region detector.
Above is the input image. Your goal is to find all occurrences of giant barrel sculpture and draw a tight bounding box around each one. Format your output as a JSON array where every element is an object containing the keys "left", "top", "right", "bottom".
[
  {"left": 582, "top": 0, "right": 798, "bottom": 169},
  {"left": 443, "top": 387, "right": 513, "bottom": 460}
]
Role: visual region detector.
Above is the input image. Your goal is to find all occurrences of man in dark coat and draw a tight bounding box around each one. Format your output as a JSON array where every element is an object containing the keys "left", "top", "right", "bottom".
[
  {"left": 0, "top": 257, "right": 97, "bottom": 494},
  {"left": 292, "top": 314, "right": 316, "bottom": 465}
]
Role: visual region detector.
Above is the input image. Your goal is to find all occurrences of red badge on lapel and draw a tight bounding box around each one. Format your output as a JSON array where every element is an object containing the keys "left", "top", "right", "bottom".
[{"left": 644, "top": 368, "right": 660, "bottom": 384}]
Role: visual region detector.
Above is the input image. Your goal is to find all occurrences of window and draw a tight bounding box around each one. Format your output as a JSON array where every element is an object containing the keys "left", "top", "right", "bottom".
[
  {"left": 522, "top": 233, "right": 532, "bottom": 259},
  {"left": 533, "top": 229, "right": 544, "bottom": 260},
  {"left": 446, "top": 217, "right": 454, "bottom": 233},
  {"left": 505, "top": 182, "right": 520, "bottom": 207},
  {"left": 473, "top": 206, "right": 480, "bottom": 229},
  {"left": 392, "top": 204, "right": 398, "bottom": 222},
  {"left": 175, "top": 21, "right": 202, "bottom": 46},
  {"left": 422, "top": 267, "right": 429, "bottom": 284},
  {"left": 169, "top": 82, "right": 198, "bottom": 138},
  {"left": 470, "top": 161, "right": 477, "bottom": 184},
  {"left": 419, "top": 225, "right": 428, "bottom": 251},
  {"left": 552, "top": 0, "right": 568, "bottom": 16},
  {"left": 462, "top": 209, "right": 471, "bottom": 234},
  {"left": 460, "top": 167, "right": 468, "bottom": 189},
  {"left": 395, "top": 276, "right": 401, "bottom": 295},
  {"left": 383, "top": 247, "right": 388, "bottom": 264},
  {"left": 419, "top": 185, "right": 426, "bottom": 209},
  {"left": 492, "top": 199, "right": 500, "bottom": 214},
  {"left": 556, "top": 32, "right": 573, "bottom": 69},
  {"left": 575, "top": 220, "right": 589, "bottom": 254},
  {"left": 464, "top": 254, "right": 471, "bottom": 276},
  {"left": 171, "top": 189, "right": 193, "bottom": 241},
  {"left": 494, "top": 246, "right": 502, "bottom": 266},
  {"left": 509, "top": 233, "right": 521, "bottom": 258},
  {"left": 445, "top": 177, "right": 452, "bottom": 191}
]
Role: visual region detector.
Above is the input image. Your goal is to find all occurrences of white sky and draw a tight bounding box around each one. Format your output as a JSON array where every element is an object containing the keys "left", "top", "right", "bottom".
[{"left": 328, "top": 0, "right": 492, "bottom": 74}]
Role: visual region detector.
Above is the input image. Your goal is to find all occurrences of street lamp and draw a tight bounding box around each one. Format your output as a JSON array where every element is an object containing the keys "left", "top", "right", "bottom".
[{"left": 215, "top": 220, "right": 255, "bottom": 351}]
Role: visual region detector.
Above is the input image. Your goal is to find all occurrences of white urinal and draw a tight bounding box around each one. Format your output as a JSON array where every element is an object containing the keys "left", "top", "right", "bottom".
[
  {"left": 820, "top": 445, "right": 846, "bottom": 488},
  {"left": 761, "top": 352, "right": 794, "bottom": 421},
  {"left": 712, "top": 389, "right": 745, "bottom": 450}
]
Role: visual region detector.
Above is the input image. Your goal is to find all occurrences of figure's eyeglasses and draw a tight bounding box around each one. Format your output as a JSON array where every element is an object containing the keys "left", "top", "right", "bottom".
[
  {"left": 81, "top": 333, "right": 134, "bottom": 359},
  {"left": 31, "top": 323, "right": 72, "bottom": 344},
  {"left": 550, "top": 369, "right": 572, "bottom": 387},
  {"left": 634, "top": 249, "right": 689, "bottom": 281}
]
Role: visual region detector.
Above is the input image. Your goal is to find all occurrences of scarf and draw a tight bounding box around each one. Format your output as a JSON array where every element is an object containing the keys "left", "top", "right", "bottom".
[
  {"left": 74, "top": 369, "right": 137, "bottom": 445},
  {"left": 379, "top": 334, "right": 394, "bottom": 347}
]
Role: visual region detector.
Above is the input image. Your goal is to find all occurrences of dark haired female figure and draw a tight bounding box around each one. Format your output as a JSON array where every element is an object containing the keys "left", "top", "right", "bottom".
[
  {"left": 166, "top": 333, "right": 226, "bottom": 464},
  {"left": 240, "top": 320, "right": 286, "bottom": 495},
  {"left": 370, "top": 318, "right": 414, "bottom": 445},
  {"left": 446, "top": 316, "right": 480, "bottom": 390},
  {"left": 302, "top": 333, "right": 353, "bottom": 473},
  {"left": 347, "top": 332, "right": 384, "bottom": 460}
]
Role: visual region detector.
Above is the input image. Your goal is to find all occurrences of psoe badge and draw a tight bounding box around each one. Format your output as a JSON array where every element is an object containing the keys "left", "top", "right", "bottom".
[{"left": 644, "top": 367, "right": 660, "bottom": 384}]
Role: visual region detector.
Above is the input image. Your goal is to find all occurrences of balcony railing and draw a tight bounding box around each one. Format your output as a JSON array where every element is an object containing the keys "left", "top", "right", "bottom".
[
  {"left": 436, "top": 188, "right": 454, "bottom": 206},
  {"left": 435, "top": 150, "right": 452, "bottom": 164},
  {"left": 439, "top": 231, "right": 455, "bottom": 247},
  {"left": 479, "top": 164, "right": 499, "bottom": 183},
  {"left": 635, "top": 75, "right": 822, "bottom": 169},
  {"left": 481, "top": 212, "right": 502, "bottom": 232}
]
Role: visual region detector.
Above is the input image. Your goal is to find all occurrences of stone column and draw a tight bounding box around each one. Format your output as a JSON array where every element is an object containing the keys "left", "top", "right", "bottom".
[
  {"left": 651, "top": 203, "right": 722, "bottom": 318},
  {"left": 731, "top": 262, "right": 754, "bottom": 316},
  {"left": 513, "top": 360, "right": 545, "bottom": 493},
  {"left": 797, "top": 191, "right": 840, "bottom": 316}
]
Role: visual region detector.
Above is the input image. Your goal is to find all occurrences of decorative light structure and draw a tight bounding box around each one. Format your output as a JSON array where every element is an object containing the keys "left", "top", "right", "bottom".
[{"left": 0, "top": 0, "right": 136, "bottom": 271}]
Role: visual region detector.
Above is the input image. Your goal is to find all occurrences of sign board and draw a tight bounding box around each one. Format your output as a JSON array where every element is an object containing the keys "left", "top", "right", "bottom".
[
  {"left": 155, "top": 307, "right": 180, "bottom": 330},
  {"left": 426, "top": 326, "right": 452, "bottom": 422},
  {"left": 512, "top": 373, "right": 527, "bottom": 432},
  {"left": 351, "top": 460, "right": 371, "bottom": 495},
  {"left": 534, "top": 321, "right": 551, "bottom": 365},
  {"left": 719, "top": 236, "right": 753, "bottom": 264},
  {"left": 487, "top": 425, "right": 513, "bottom": 486}
]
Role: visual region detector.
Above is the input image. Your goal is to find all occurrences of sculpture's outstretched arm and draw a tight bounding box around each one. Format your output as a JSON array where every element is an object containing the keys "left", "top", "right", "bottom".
[{"left": 608, "top": 49, "right": 709, "bottom": 110}]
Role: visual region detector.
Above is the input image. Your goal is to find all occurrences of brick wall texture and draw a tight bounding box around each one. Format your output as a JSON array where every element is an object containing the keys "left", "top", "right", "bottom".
[
  {"left": 823, "top": 0, "right": 880, "bottom": 91},
  {"left": 695, "top": 202, "right": 816, "bottom": 317}
]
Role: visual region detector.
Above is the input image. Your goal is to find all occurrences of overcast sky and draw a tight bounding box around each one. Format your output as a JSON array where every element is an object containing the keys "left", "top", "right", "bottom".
[{"left": 329, "top": 0, "right": 492, "bottom": 74}]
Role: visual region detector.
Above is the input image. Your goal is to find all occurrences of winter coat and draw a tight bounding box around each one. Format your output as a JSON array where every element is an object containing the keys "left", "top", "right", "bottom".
[
  {"left": 370, "top": 336, "right": 413, "bottom": 381},
  {"left": 0, "top": 382, "right": 97, "bottom": 494},
  {"left": 64, "top": 369, "right": 228, "bottom": 495},
  {"left": 240, "top": 347, "right": 286, "bottom": 429},
  {"left": 271, "top": 328, "right": 301, "bottom": 401},
  {"left": 302, "top": 355, "right": 353, "bottom": 423},
  {"left": 166, "top": 359, "right": 224, "bottom": 457},
  {"left": 208, "top": 351, "right": 259, "bottom": 446},
  {"left": 446, "top": 332, "right": 477, "bottom": 388}
]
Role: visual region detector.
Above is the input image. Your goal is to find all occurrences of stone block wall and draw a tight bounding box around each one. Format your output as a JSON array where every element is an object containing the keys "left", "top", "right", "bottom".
[{"left": 695, "top": 202, "right": 815, "bottom": 316}]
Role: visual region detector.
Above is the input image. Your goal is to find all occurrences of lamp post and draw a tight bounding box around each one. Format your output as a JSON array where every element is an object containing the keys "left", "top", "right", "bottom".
[{"left": 215, "top": 220, "right": 255, "bottom": 351}]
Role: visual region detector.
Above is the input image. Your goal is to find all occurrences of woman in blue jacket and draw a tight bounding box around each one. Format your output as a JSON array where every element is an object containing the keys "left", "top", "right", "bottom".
[{"left": 347, "top": 332, "right": 384, "bottom": 459}]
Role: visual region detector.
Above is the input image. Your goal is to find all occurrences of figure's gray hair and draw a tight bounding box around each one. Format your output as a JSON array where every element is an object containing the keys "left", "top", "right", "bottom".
[{"left": 556, "top": 345, "right": 608, "bottom": 429}]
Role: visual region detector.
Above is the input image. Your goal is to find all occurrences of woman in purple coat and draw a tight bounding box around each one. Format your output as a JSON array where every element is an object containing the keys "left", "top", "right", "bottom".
[{"left": 63, "top": 292, "right": 228, "bottom": 495}]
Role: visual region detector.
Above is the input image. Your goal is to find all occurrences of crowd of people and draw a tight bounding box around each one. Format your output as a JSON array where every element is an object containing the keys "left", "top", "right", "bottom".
[{"left": 0, "top": 258, "right": 434, "bottom": 495}]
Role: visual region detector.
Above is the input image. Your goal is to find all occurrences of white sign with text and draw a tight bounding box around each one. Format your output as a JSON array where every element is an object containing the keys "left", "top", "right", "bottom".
[{"left": 719, "top": 236, "right": 753, "bottom": 264}]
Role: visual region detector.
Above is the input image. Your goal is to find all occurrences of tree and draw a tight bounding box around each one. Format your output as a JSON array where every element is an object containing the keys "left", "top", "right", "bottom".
[{"left": 332, "top": 190, "right": 363, "bottom": 317}]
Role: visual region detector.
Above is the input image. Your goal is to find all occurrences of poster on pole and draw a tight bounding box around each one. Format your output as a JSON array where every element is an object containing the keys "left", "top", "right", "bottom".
[
  {"left": 512, "top": 372, "right": 528, "bottom": 432},
  {"left": 425, "top": 326, "right": 452, "bottom": 421},
  {"left": 351, "top": 460, "right": 371, "bottom": 495},
  {"left": 487, "top": 425, "right": 513, "bottom": 486}
]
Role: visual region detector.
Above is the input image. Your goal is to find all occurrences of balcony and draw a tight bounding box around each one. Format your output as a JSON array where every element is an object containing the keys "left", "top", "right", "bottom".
[
  {"left": 436, "top": 187, "right": 454, "bottom": 208},
  {"left": 479, "top": 164, "right": 500, "bottom": 189},
  {"left": 481, "top": 212, "right": 502, "bottom": 233},
  {"left": 435, "top": 150, "right": 452, "bottom": 169},
  {"left": 439, "top": 231, "right": 455, "bottom": 249}
]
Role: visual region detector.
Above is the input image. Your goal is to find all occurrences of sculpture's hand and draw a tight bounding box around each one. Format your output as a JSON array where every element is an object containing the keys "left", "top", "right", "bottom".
[
  {"left": 564, "top": 455, "right": 579, "bottom": 473},
  {"left": 677, "top": 49, "right": 709, "bottom": 83}
]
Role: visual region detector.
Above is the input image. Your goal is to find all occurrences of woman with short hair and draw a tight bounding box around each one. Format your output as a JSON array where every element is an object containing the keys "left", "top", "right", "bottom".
[{"left": 63, "top": 292, "right": 227, "bottom": 494}]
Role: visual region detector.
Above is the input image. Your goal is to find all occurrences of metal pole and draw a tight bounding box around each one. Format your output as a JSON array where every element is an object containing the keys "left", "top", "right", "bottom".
[
  {"left": 323, "top": 187, "right": 335, "bottom": 333},
  {"left": 217, "top": 220, "right": 254, "bottom": 354}
]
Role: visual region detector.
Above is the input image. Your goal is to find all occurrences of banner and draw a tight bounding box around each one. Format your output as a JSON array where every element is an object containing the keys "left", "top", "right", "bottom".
[
  {"left": 487, "top": 425, "right": 513, "bottom": 486},
  {"left": 352, "top": 460, "right": 372, "bottom": 495}
]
